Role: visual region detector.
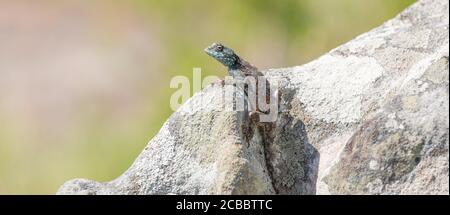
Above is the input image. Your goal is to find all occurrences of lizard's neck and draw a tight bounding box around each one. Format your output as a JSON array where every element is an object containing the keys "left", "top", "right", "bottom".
[
  {"left": 226, "top": 55, "right": 243, "bottom": 71},
  {"left": 228, "top": 64, "right": 241, "bottom": 71}
]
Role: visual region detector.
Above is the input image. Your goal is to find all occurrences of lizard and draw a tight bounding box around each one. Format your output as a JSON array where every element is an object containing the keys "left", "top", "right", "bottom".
[
  {"left": 204, "top": 42, "right": 278, "bottom": 192},
  {"left": 204, "top": 42, "right": 271, "bottom": 116}
]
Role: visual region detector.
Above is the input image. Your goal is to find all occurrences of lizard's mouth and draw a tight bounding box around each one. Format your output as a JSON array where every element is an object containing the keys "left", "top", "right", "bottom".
[
  {"left": 204, "top": 42, "right": 220, "bottom": 55},
  {"left": 204, "top": 47, "right": 213, "bottom": 56}
]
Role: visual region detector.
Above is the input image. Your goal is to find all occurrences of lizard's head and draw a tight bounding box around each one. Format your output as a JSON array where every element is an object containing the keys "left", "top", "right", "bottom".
[{"left": 204, "top": 42, "right": 239, "bottom": 68}]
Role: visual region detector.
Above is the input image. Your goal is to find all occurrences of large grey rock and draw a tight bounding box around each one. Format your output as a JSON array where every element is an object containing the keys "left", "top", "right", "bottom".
[{"left": 57, "top": 0, "right": 449, "bottom": 195}]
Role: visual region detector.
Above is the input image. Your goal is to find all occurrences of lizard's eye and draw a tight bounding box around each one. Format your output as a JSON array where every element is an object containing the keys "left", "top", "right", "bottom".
[{"left": 215, "top": 45, "right": 223, "bottom": 52}]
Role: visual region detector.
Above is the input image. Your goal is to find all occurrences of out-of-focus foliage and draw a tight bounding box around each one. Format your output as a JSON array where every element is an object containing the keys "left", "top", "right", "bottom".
[{"left": 0, "top": 0, "right": 415, "bottom": 194}]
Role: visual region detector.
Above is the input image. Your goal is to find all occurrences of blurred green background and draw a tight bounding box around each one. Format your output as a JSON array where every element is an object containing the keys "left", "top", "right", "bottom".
[{"left": 0, "top": 0, "right": 415, "bottom": 194}]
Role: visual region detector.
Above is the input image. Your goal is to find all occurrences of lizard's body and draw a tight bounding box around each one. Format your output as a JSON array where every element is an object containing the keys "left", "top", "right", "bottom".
[{"left": 204, "top": 43, "right": 270, "bottom": 114}]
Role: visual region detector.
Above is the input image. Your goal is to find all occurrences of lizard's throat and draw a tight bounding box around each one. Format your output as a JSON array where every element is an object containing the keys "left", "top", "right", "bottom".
[{"left": 224, "top": 55, "right": 241, "bottom": 70}]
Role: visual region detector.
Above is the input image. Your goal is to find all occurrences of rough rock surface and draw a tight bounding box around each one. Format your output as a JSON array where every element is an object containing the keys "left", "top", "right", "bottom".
[{"left": 57, "top": 0, "right": 449, "bottom": 195}]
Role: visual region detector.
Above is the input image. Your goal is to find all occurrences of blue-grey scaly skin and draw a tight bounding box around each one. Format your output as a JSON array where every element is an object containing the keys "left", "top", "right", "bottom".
[
  {"left": 204, "top": 43, "right": 239, "bottom": 69},
  {"left": 204, "top": 42, "right": 262, "bottom": 79}
]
